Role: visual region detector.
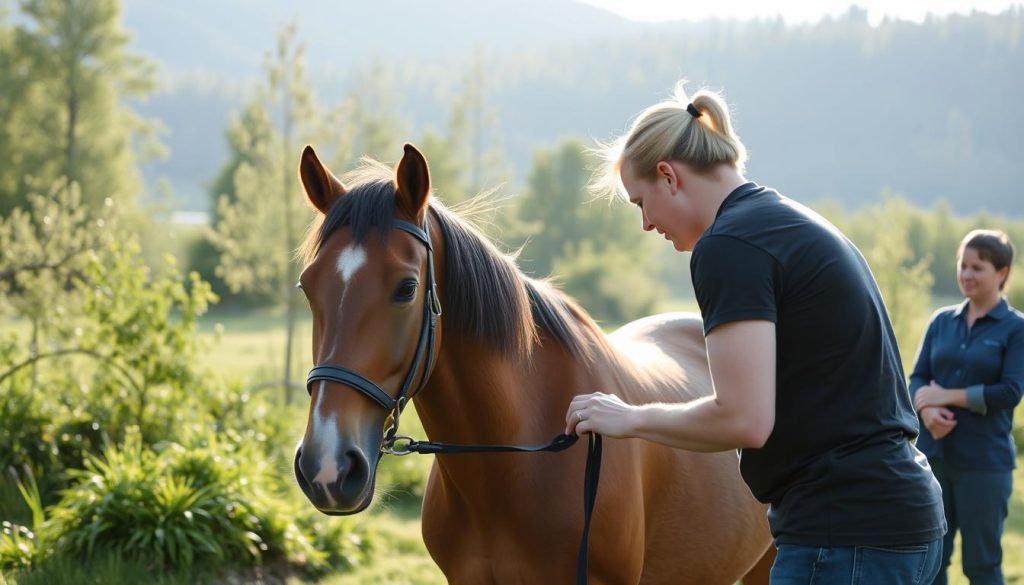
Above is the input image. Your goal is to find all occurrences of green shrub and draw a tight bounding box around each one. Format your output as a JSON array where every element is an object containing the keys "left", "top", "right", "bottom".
[
  {"left": 2, "top": 548, "right": 199, "bottom": 585},
  {"left": 295, "top": 512, "right": 375, "bottom": 574},
  {"left": 0, "top": 368, "right": 112, "bottom": 500},
  {"left": 51, "top": 429, "right": 273, "bottom": 569},
  {"left": 0, "top": 374, "right": 56, "bottom": 475},
  {"left": 44, "top": 426, "right": 372, "bottom": 575},
  {"left": 0, "top": 468, "right": 49, "bottom": 572}
]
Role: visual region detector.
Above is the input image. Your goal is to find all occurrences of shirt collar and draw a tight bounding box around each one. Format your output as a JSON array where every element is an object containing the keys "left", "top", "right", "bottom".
[
  {"left": 989, "top": 297, "right": 1010, "bottom": 320},
  {"left": 953, "top": 297, "right": 1009, "bottom": 320},
  {"left": 953, "top": 299, "right": 969, "bottom": 318},
  {"left": 714, "top": 182, "right": 762, "bottom": 220}
]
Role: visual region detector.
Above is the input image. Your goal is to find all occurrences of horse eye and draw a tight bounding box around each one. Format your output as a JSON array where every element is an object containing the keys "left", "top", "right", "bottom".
[{"left": 393, "top": 279, "right": 418, "bottom": 303}]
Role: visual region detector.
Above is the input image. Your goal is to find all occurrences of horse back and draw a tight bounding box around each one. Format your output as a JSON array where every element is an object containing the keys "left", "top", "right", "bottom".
[{"left": 608, "top": 312, "right": 712, "bottom": 403}]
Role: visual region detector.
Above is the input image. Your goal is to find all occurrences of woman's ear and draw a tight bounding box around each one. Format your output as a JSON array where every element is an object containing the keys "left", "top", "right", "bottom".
[
  {"left": 997, "top": 266, "right": 1010, "bottom": 290},
  {"left": 656, "top": 160, "right": 679, "bottom": 191}
]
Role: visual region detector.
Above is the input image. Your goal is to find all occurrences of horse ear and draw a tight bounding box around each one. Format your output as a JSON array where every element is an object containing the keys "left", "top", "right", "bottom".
[
  {"left": 299, "top": 145, "right": 346, "bottom": 214},
  {"left": 395, "top": 143, "right": 431, "bottom": 219}
]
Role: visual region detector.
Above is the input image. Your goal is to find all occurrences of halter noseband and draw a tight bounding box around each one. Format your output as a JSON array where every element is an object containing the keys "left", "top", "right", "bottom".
[{"left": 305, "top": 217, "right": 441, "bottom": 450}]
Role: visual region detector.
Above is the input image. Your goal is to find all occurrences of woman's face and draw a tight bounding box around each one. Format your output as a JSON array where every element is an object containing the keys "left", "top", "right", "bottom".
[
  {"left": 620, "top": 160, "right": 702, "bottom": 251},
  {"left": 958, "top": 246, "right": 1008, "bottom": 301}
]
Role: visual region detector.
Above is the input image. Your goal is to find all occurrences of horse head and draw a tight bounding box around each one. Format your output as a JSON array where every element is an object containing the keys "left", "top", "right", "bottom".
[{"left": 293, "top": 143, "right": 439, "bottom": 514}]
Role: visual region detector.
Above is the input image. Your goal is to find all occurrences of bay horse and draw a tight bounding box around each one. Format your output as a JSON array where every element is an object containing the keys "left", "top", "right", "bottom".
[{"left": 293, "top": 143, "right": 773, "bottom": 584}]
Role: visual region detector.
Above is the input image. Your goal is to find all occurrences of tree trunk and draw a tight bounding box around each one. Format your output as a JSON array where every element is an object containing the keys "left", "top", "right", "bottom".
[
  {"left": 281, "top": 73, "right": 296, "bottom": 404},
  {"left": 65, "top": 70, "right": 78, "bottom": 188},
  {"left": 284, "top": 285, "right": 297, "bottom": 405},
  {"left": 30, "top": 317, "right": 39, "bottom": 389}
]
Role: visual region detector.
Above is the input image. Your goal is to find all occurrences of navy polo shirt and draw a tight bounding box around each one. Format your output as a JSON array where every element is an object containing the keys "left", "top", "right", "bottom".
[
  {"left": 909, "top": 298, "right": 1024, "bottom": 470},
  {"left": 691, "top": 182, "right": 945, "bottom": 546}
]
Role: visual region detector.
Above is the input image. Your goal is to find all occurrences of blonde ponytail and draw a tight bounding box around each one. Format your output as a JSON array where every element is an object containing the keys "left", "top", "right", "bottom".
[{"left": 592, "top": 81, "right": 747, "bottom": 199}]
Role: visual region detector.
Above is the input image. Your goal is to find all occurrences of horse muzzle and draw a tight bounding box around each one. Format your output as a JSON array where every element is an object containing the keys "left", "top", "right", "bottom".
[{"left": 293, "top": 443, "right": 376, "bottom": 515}]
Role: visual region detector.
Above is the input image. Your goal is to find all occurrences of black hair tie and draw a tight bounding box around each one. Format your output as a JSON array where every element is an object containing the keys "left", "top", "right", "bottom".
[{"left": 686, "top": 103, "right": 702, "bottom": 119}]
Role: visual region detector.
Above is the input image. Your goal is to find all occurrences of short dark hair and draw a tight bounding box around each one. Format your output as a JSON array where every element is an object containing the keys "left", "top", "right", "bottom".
[{"left": 959, "top": 229, "right": 1015, "bottom": 291}]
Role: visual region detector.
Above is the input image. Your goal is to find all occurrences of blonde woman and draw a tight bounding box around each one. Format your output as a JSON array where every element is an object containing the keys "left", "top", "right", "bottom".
[
  {"left": 564, "top": 83, "right": 945, "bottom": 583},
  {"left": 910, "top": 230, "right": 1022, "bottom": 585}
]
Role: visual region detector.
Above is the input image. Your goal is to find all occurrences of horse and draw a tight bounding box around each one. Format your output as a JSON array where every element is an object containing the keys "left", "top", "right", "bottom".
[{"left": 292, "top": 143, "right": 774, "bottom": 584}]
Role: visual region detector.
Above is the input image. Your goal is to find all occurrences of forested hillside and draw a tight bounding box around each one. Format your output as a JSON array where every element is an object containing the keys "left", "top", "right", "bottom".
[{"left": 122, "top": 4, "right": 1024, "bottom": 215}]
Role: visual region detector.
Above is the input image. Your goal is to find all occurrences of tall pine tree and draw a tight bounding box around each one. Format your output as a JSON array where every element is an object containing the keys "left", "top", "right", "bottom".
[
  {"left": 2, "top": 0, "right": 156, "bottom": 215},
  {"left": 211, "top": 23, "right": 323, "bottom": 403}
]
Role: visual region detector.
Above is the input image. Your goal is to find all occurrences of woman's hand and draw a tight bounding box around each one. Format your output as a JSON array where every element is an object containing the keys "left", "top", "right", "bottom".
[
  {"left": 565, "top": 392, "right": 640, "bottom": 438},
  {"left": 914, "top": 381, "right": 952, "bottom": 410},
  {"left": 920, "top": 406, "right": 957, "bottom": 440}
]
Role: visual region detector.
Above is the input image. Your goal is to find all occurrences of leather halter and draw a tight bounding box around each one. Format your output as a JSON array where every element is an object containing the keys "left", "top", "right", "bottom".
[{"left": 304, "top": 217, "right": 441, "bottom": 449}]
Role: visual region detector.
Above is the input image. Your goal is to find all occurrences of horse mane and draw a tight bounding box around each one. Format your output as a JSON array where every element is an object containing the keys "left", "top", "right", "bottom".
[{"left": 298, "top": 158, "right": 613, "bottom": 365}]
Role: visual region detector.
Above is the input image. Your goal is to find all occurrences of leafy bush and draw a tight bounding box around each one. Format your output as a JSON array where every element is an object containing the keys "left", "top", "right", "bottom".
[
  {"left": 44, "top": 427, "right": 371, "bottom": 574},
  {"left": 0, "top": 468, "right": 49, "bottom": 572},
  {"left": 0, "top": 371, "right": 57, "bottom": 475},
  {"left": 50, "top": 429, "right": 249, "bottom": 569},
  {"left": 0, "top": 370, "right": 107, "bottom": 494}
]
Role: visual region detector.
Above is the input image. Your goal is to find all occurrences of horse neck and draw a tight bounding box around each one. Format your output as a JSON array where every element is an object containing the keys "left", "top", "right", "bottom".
[{"left": 413, "top": 329, "right": 611, "bottom": 448}]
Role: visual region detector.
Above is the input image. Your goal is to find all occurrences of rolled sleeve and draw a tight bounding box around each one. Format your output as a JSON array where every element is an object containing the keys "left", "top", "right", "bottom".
[
  {"left": 981, "top": 325, "right": 1024, "bottom": 410},
  {"left": 966, "top": 384, "right": 987, "bottom": 415}
]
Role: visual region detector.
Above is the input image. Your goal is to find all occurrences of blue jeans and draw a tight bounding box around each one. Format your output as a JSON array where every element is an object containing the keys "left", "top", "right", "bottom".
[
  {"left": 929, "top": 460, "right": 1013, "bottom": 585},
  {"left": 770, "top": 539, "right": 942, "bottom": 584}
]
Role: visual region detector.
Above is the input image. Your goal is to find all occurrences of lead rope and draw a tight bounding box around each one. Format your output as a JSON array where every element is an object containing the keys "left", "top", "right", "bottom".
[{"left": 386, "top": 431, "right": 603, "bottom": 585}]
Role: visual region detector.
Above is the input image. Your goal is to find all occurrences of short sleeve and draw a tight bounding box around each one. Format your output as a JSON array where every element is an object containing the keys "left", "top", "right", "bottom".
[{"left": 690, "top": 235, "right": 780, "bottom": 335}]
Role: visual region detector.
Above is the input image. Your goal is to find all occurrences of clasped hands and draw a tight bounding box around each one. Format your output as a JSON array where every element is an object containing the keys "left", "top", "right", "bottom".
[{"left": 914, "top": 381, "right": 956, "bottom": 440}]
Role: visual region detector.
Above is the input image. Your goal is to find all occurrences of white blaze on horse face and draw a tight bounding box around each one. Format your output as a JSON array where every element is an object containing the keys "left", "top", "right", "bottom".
[
  {"left": 311, "top": 380, "right": 340, "bottom": 499},
  {"left": 337, "top": 244, "right": 367, "bottom": 285},
  {"left": 328, "top": 244, "right": 367, "bottom": 360}
]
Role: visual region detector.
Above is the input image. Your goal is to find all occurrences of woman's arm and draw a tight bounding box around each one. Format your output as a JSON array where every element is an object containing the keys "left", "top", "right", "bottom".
[
  {"left": 908, "top": 316, "right": 937, "bottom": 405},
  {"left": 977, "top": 325, "right": 1024, "bottom": 411},
  {"left": 914, "top": 326, "right": 1024, "bottom": 414},
  {"left": 565, "top": 320, "right": 776, "bottom": 452},
  {"left": 915, "top": 384, "right": 967, "bottom": 409}
]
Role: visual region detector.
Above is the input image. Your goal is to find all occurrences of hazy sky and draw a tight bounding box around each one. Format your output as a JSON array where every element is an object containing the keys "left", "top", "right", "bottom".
[{"left": 579, "top": 0, "right": 1021, "bottom": 24}]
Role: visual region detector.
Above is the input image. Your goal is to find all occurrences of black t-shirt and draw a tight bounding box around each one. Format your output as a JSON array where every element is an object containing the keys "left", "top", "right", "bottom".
[{"left": 690, "top": 182, "right": 945, "bottom": 546}]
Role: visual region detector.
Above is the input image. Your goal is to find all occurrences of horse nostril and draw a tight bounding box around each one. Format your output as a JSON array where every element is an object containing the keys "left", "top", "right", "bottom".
[
  {"left": 337, "top": 448, "right": 371, "bottom": 501},
  {"left": 295, "top": 446, "right": 323, "bottom": 495},
  {"left": 294, "top": 447, "right": 310, "bottom": 486}
]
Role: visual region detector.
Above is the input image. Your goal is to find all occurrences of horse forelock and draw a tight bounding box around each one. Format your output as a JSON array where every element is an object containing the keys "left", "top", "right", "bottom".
[{"left": 296, "top": 158, "right": 608, "bottom": 364}]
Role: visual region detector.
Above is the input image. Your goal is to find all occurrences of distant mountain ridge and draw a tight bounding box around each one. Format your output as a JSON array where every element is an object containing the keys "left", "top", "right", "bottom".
[
  {"left": 123, "top": 2, "right": 1024, "bottom": 216},
  {"left": 124, "top": 0, "right": 634, "bottom": 80}
]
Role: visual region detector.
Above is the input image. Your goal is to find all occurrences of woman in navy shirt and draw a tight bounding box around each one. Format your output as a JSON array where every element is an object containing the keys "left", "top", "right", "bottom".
[{"left": 911, "top": 229, "right": 1024, "bottom": 585}]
